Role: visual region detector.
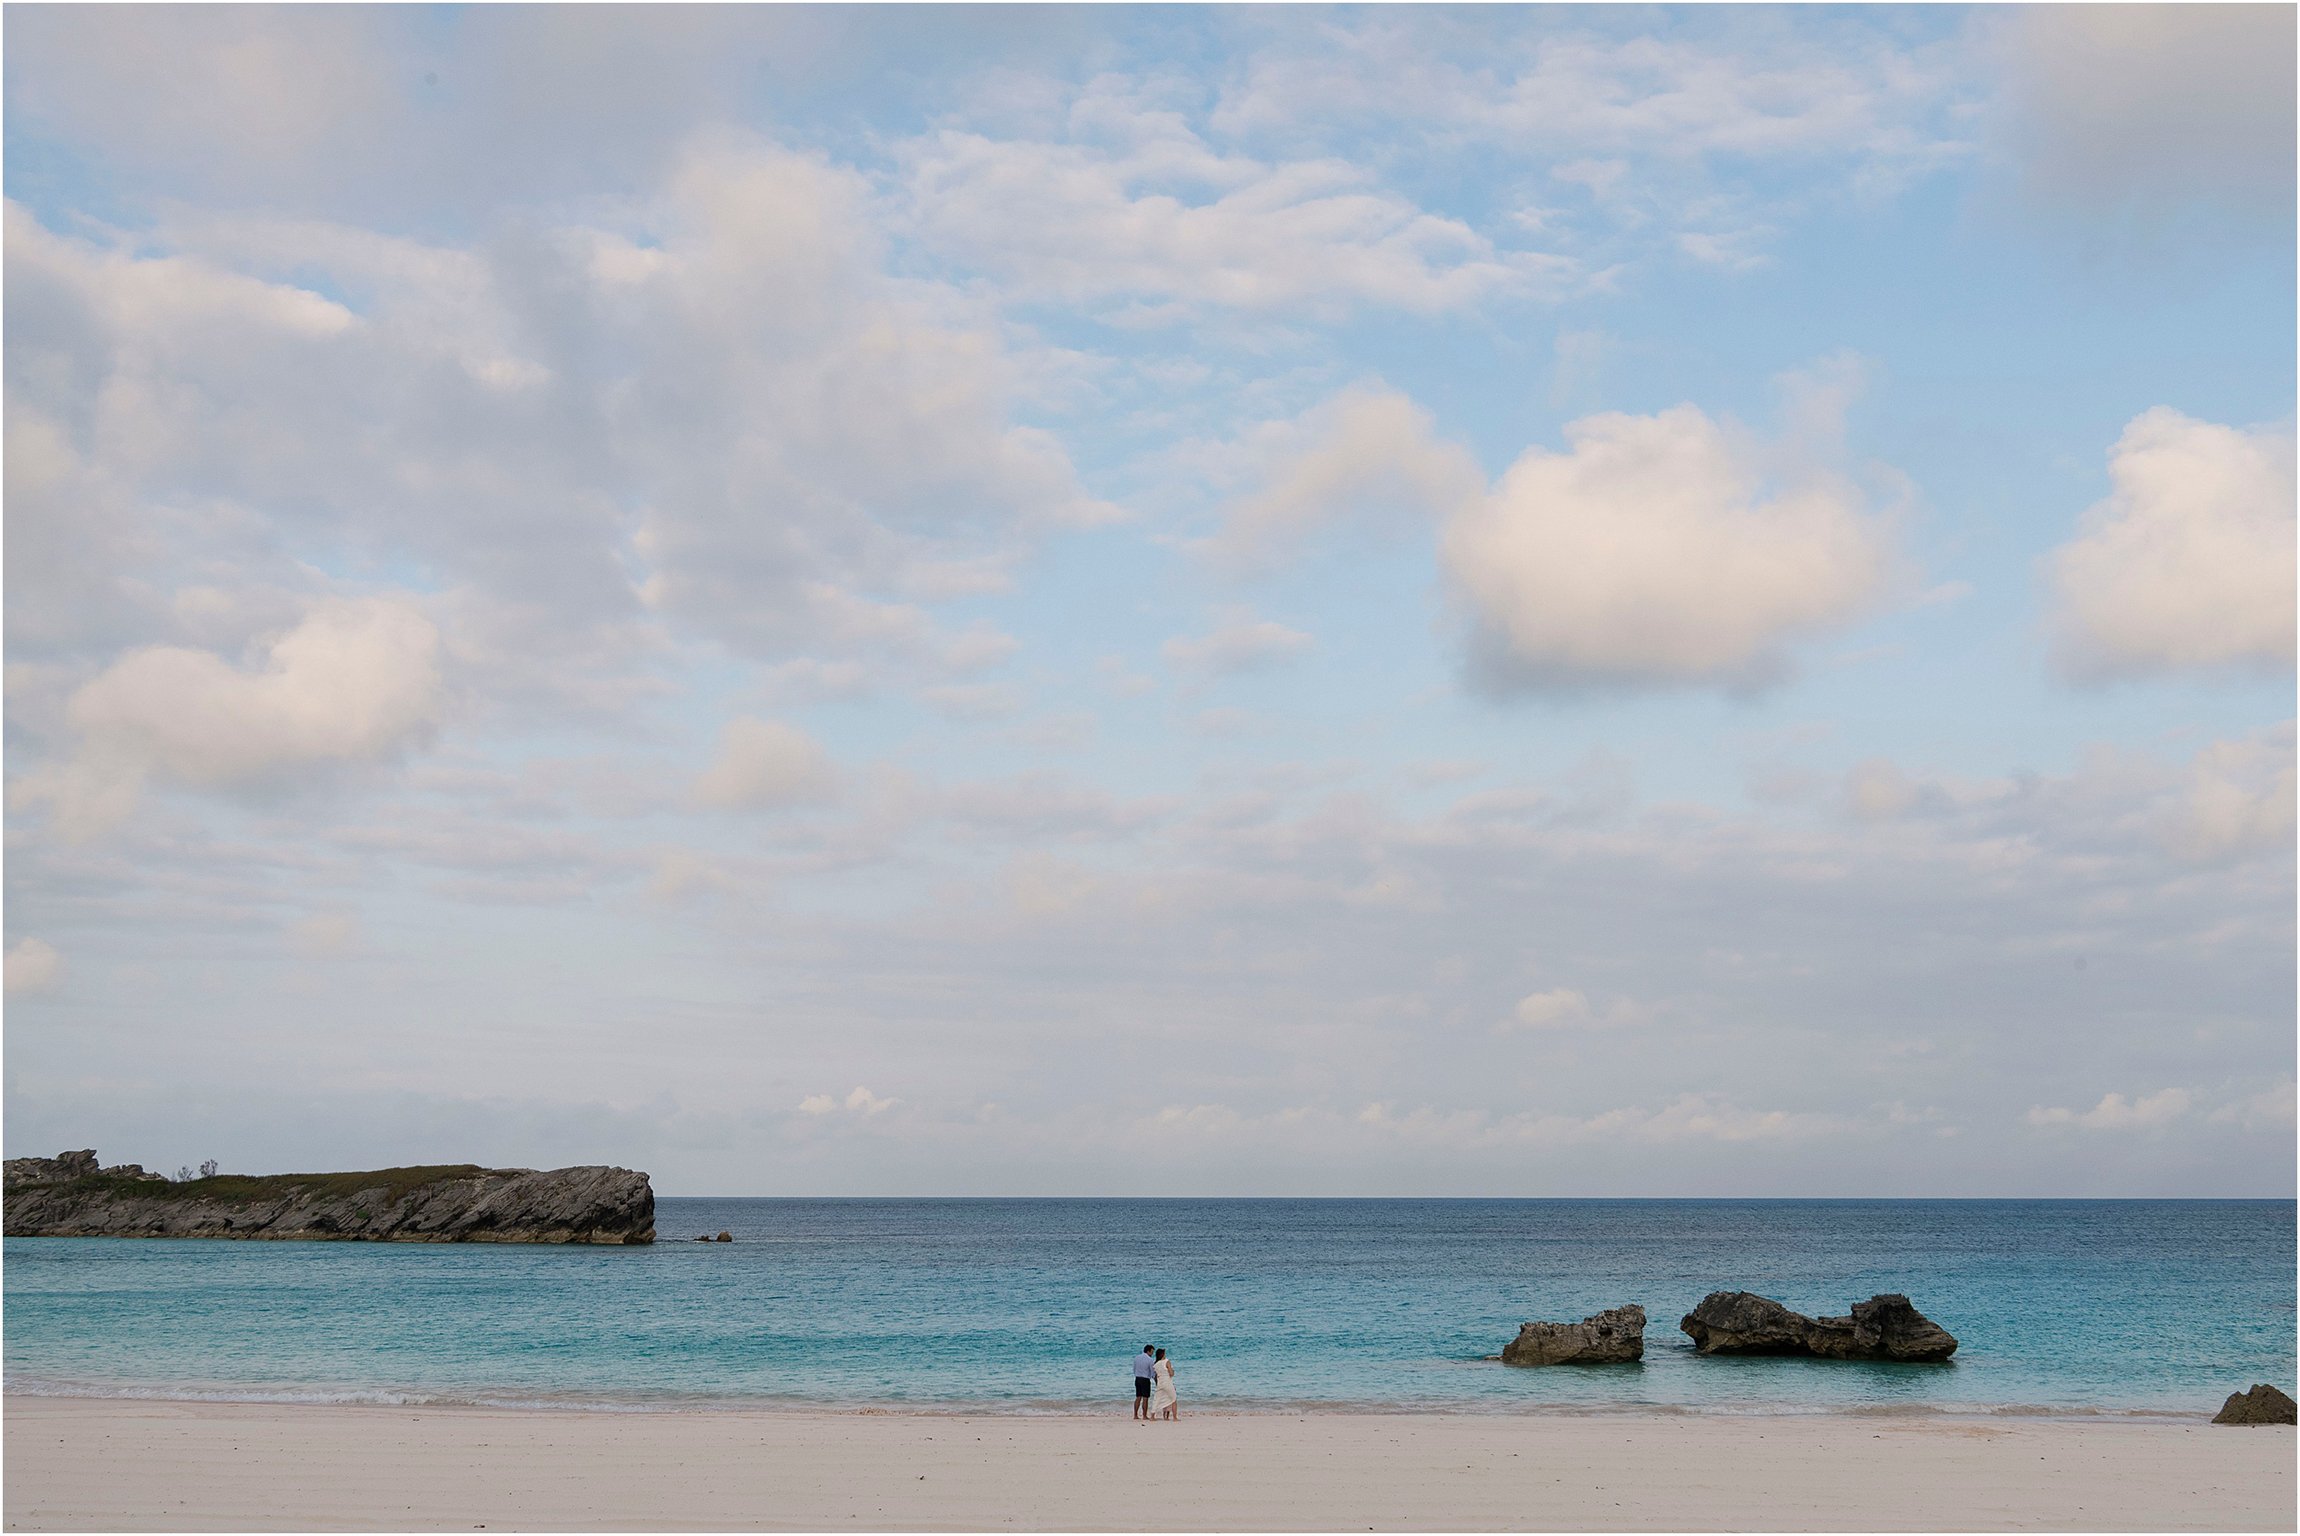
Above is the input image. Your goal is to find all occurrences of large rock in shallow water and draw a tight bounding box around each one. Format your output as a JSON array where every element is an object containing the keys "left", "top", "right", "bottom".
[
  {"left": 1502, "top": 1305, "right": 1645, "bottom": 1366},
  {"left": 1680, "top": 1291, "right": 1956, "bottom": 1361},
  {"left": 2, "top": 1151, "right": 654, "bottom": 1244},
  {"left": 2213, "top": 1384, "right": 2297, "bottom": 1425}
]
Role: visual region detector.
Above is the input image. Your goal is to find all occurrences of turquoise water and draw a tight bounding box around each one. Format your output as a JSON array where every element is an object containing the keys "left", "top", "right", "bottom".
[{"left": 5, "top": 1199, "right": 2292, "bottom": 1417}]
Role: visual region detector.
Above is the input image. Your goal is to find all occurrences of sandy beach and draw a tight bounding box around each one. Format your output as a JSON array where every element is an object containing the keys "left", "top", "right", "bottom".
[{"left": 4, "top": 1396, "right": 2291, "bottom": 1532}]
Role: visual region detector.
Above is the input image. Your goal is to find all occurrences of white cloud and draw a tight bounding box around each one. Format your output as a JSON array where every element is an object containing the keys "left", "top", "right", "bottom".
[
  {"left": 1218, "top": 20, "right": 1967, "bottom": 166},
  {"left": 1472, "top": 29, "right": 1963, "bottom": 166},
  {"left": 1215, "top": 372, "right": 1899, "bottom": 693},
  {"left": 1676, "top": 228, "right": 1774, "bottom": 272},
  {"left": 609, "top": 137, "right": 1116, "bottom": 654},
  {"left": 1210, "top": 18, "right": 1970, "bottom": 272},
  {"left": 1503, "top": 987, "right": 1644, "bottom": 1031},
  {"left": 1206, "top": 387, "right": 1484, "bottom": 571},
  {"left": 1442, "top": 396, "right": 1896, "bottom": 691},
  {"left": 648, "top": 848, "right": 739, "bottom": 905},
  {"left": 5, "top": 129, "right": 1110, "bottom": 698},
  {"left": 1842, "top": 756, "right": 1958, "bottom": 823},
  {"left": 5, "top": 938, "right": 63, "bottom": 997},
  {"left": 2209, "top": 1081, "right": 2297, "bottom": 1133},
  {"left": 2046, "top": 409, "right": 2295, "bottom": 680},
  {"left": 1162, "top": 615, "right": 1314, "bottom": 676},
  {"left": 1603, "top": 1093, "right": 1839, "bottom": 1144},
  {"left": 692, "top": 718, "right": 837, "bottom": 812},
  {"left": 799, "top": 1086, "right": 899, "bottom": 1117},
  {"left": 13, "top": 596, "right": 441, "bottom": 838},
  {"left": 903, "top": 93, "right": 1563, "bottom": 318},
  {"left": 1845, "top": 757, "right": 1920, "bottom": 821},
  {"left": 70, "top": 598, "right": 441, "bottom": 785},
  {"left": 2168, "top": 724, "right": 2297, "bottom": 863},
  {"left": 2027, "top": 1088, "right": 2192, "bottom": 1132}
]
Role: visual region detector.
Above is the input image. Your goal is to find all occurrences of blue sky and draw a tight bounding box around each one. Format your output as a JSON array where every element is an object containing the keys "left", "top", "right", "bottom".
[{"left": 4, "top": 5, "right": 2293, "bottom": 1194}]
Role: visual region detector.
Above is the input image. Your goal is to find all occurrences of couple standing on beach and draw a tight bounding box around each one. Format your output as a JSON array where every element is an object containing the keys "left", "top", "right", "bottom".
[{"left": 1131, "top": 1344, "right": 1179, "bottom": 1421}]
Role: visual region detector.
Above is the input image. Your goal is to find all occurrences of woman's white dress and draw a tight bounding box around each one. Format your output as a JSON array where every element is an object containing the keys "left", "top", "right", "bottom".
[{"left": 1151, "top": 1359, "right": 1176, "bottom": 1413}]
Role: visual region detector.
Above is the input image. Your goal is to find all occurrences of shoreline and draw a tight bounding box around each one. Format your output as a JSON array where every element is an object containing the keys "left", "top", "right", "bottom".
[
  {"left": 7, "top": 1394, "right": 2291, "bottom": 1531},
  {"left": 0, "top": 1382, "right": 2234, "bottom": 1422}
]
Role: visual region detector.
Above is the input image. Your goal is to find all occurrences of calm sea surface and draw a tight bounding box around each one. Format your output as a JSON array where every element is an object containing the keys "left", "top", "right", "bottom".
[{"left": 5, "top": 1199, "right": 2292, "bottom": 1417}]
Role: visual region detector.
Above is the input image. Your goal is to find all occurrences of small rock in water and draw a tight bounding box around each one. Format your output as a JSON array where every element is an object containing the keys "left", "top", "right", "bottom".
[
  {"left": 1679, "top": 1291, "right": 1956, "bottom": 1361},
  {"left": 2212, "top": 1384, "right": 2297, "bottom": 1425},
  {"left": 1500, "top": 1305, "right": 1645, "bottom": 1366},
  {"left": 715, "top": 1230, "right": 733, "bottom": 1242},
  {"left": 694, "top": 1234, "right": 712, "bottom": 1242}
]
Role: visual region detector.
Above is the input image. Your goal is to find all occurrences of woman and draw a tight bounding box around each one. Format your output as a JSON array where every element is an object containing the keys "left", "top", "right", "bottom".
[{"left": 1151, "top": 1347, "right": 1178, "bottom": 1420}]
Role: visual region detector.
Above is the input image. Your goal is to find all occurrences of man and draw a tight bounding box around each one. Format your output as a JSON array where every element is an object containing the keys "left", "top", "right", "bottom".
[{"left": 1132, "top": 1344, "right": 1156, "bottom": 1420}]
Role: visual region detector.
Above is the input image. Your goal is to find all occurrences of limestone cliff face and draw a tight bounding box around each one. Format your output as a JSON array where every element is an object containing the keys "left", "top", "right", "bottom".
[{"left": 3, "top": 1151, "right": 654, "bottom": 1244}]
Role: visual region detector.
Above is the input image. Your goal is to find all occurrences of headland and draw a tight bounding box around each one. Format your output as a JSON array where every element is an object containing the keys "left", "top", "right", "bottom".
[{"left": 1, "top": 1150, "right": 654, "bottom": 1244}]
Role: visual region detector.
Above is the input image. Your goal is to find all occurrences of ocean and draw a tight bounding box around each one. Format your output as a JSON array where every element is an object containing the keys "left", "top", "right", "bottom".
[{"left": 5, "top": 1198, "right": 2292, "bottom": 1417}]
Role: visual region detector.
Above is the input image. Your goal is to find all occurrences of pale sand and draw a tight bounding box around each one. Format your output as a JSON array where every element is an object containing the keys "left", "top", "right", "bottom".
[{"left": 4, "top": 1397, "right": 2292, "bottom": 1532}]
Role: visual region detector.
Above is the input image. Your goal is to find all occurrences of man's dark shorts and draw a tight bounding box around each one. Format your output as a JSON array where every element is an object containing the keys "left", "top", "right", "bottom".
[{"left": 1135, "top": 1377, "right": 1152, "bottom": 1399}]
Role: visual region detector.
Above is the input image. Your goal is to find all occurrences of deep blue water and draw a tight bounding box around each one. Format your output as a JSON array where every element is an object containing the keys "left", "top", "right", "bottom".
[{"left": 5, "top": 1199, "right": 2292, "bottom": 1416}]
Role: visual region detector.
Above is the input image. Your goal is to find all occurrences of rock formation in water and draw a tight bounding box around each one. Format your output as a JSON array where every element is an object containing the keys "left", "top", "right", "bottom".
[
  {"left": 3, "top": 1150, "right": 653, "bottom": 1244},
  {"left": 1679, "top": 1291, "right": 1956, "bottom": 1361},
  {"left": 2212, "top": 1384, "right": 2297, "bottom": 1425},
  {"left": 1501, "top": 1304, "right": 1645, "bottom": 1365}
]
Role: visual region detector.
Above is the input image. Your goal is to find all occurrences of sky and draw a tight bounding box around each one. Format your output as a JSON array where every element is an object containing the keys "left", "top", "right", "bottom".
[{"left": 3, "top": 4, "right": 2294, "bottom": 1197}]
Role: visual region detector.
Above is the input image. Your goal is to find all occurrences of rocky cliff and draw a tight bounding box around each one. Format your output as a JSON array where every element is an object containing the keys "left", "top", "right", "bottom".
[
  {"left": 3, "top": 1150, "right": 654, "bottom": 1244},
  {"left": 1680, "top": 1291, "right": 1957, "bottom": 1361}
]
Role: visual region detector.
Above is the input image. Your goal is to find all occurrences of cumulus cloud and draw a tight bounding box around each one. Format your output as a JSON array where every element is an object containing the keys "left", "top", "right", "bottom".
[
  {"left": 5, "top": 938, "right": 63, "bottom": 997},
  {"left": 1162, "top": 614, "right": 1315, "bottom": 676},
  {"left": 65, "top": 598, "right": 441, "bottom": 784},
  {"left": 618, "top": 138, "right": 1116, "bottom": 654},
  {"left": 2046, "top": 409, "right": 2296, "bottom": 680},
  {"left": 692, "top": 718, "right": 837, "bottom": 812},
  {"left": 1442, "top": 396, "right": 1896, "bottom": 691},
  {"left": 1213, "top": 369, "right": 1900, "bottom": 693},
  {"left": 2027, "top": 1088, "right": 2192, "bottom": 1131},
  {"left": 13, "top": 597, "right": 442, "bottom": 838},
  {"left": 1502, "top": 987, "right": 1644, "bottom": 1031},
  {"left": 799, "top": 1086, "right": 899, "bottom": 1117},
  {"left": 5, "top": 130, "right": 1110, "bottom": 699}
]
